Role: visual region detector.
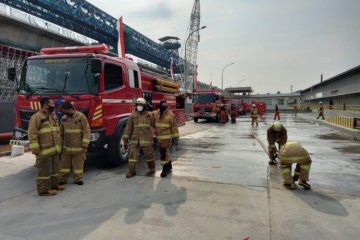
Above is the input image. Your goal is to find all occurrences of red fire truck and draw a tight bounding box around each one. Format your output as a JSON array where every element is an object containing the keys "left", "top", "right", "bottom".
[
  {"left": 7, "top": 44, "right": 185, "bottom": 165},
  {"left": 191, "top": 89, "right": 230, "bottom": 123}
]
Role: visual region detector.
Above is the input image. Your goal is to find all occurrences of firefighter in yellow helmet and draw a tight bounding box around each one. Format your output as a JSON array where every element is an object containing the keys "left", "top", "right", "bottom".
[
  {"left": 267, "top": 121, "right": 287, "bottom": 165},
  {"left": 316, "top": 101, "right": 325, "bottom": 120},
  {"left": 250, "top": 104, "right": 259, "bottom": 126},
  {"left": 122, "top": 98, "right": 155, "bottom": 178},
  {"left": 28, "top": 97, "right": 63, "bottom": 196},
  {"left": 279, "top": 141, "right": 312, "bottom": 190},
  {"left": 59, "top": 101, "right": 90, "bottom": 185},
  {"left": 153, "top": 100, "right": 180, "bottom": 177}
]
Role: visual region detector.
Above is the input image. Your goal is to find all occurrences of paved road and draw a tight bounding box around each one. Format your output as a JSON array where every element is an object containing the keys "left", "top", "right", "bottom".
[{"left": 0, "top": 113, "right": 359, "bottom": 240}]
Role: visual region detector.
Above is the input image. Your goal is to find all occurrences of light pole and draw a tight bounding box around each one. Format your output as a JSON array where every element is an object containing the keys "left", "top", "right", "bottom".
[
  {"left": 184, "top": 25, "right": 206, "bottom": 92},
  {"left": 221, "top": 62, "right": 234, "bottom": 90}
]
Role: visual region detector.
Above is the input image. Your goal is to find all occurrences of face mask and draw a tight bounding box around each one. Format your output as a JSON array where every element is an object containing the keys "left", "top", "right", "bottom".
[
  {"left": 66, "top": 112, "right": 74, "bottom": 117},
  {"left": 48, "top": 105, "right": 55, "bottom": 113},
  {"left": 136, "top": 106, "right": 143, "bottom": 112}
]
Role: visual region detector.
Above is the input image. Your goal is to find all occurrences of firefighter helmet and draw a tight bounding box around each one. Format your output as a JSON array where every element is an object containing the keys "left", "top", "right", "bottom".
[
  {"left": 319, "top": 101, "right": 323, "bottom": 104},
  {"left": 252, "top": 104, "right": 256, "bottom": 107},
  {"left": 273, "top": 121, "right": 282, "bottom": 131},
  {"left": 136, "top": 98, "right": 146, "bottom": 105}
]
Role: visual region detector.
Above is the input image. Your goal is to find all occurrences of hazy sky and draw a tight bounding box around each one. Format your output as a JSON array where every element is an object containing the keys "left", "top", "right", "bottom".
[{"left": 87, "top": 0, "right": 360, "bottom": 93}]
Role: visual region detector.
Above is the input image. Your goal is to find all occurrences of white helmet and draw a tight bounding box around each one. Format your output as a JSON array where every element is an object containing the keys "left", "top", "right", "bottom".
[
  {"left": 273, "top": 121, "right": 282, "bottom": 131},
  {"left": 319, "top": 101, "right": 323, "bottom": 104},
  {"left": 136, "top": 98, "right": 146, "bottom": 105},
  {"left": 252, "top": 104, "right": 256, "bottom": 107}
]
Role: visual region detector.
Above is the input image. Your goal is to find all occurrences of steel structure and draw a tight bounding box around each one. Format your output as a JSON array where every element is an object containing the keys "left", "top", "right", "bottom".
[
  {"left": 0, "top": 45, "right": 35, "bottom": 102},
  {"left": 184, "top": 0, "right": 201, "bottom": 91},
  {"left": 0, "top": 0, "right": 182, "bottom": 72}
]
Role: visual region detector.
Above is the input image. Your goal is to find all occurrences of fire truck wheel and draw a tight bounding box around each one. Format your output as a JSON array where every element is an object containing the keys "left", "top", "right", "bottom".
[
  {"left": 107, "top": 127, "right": 129, "bottom": 166},
  {"left": 194, "top": 117, "right": 198, "bottom": 123}
]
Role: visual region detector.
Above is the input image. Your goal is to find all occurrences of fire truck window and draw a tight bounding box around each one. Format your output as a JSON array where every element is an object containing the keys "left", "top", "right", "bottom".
[
  {"left": 128, "top": 69, "right": 139, "bottom": 88},
  {"left": 104, "top": 63, "right": 123, "bottom": 90}
]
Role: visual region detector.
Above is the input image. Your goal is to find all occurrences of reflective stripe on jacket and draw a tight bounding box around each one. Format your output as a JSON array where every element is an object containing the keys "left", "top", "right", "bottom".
[
  {"left": 153, "top": 108, "right": 179, "bottom": 144},
  {"left": 28, "top": 110, "right": 61, "bottom": 158},
  {"left": 123, "top": 110, "right": 155, "bottom": 146},
  {"left": 61, "top": 110, "right": 90, "bottom": 154},
  {"left": 267, "top": 126, "right": 287, "bottom": 146},
  {"left": 251, "top": 108, "right": 259, "bottom": 118}
]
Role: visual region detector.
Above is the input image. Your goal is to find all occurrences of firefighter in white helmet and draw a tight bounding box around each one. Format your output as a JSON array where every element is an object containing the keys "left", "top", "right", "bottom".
[
  {"left": 122, "top": 98, "right": 155, "bottom": 178},
  {"left": 250, "top": 104, "right": 259, "bottom": 126},
  {"left": 267, "top": 121, "right": 287, "bottom": 165}
]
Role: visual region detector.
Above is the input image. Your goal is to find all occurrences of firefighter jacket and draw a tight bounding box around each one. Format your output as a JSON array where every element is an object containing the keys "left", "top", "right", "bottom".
[
  {"left": 319, "top": 105, "right": 324, "bottom": 113},
  {"left": 250, "top": 108, "right": 259, "bottom": 118},
  {"left": 279, "top": 141, "right": 311, "bottom": 164},
  {"left": 153, "top": 108, "right": 179, "bottom": 144},
  {"left": 123, "top": 110, "right": 155, "bottom": 146},
  {"left": 267, "top": 125, "right": 287, "bottom": 147},
  {"left": 61, "top": 110, "right": 90, "bottom": 154},
  {"left": 230, "top": 108, "right": 238, "bottom": 117},
  {"left": 28, "top": 110, "right": 61, "bottom": 158}
]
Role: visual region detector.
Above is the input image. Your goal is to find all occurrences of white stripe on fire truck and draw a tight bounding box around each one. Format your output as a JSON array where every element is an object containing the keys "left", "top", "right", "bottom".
[
  {"left": 152, "top": 100, "right": 176, "bottom": 104},
  {"left": 102, "top": 99, "right": 133, "bottom": 103}
]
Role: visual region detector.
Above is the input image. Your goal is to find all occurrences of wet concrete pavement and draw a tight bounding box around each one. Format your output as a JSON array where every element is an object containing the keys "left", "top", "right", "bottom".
[{"left": 0, "top": 113, "right": 360, "bottom": 239}]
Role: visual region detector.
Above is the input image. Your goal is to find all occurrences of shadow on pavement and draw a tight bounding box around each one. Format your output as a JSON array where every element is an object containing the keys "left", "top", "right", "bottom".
[{"left": 293, "top": 190, "right": 348, "bottom": 217}]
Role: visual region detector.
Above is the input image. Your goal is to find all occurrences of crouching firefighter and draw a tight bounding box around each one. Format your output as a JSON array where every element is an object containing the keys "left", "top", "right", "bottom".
[
  {"left": 59, "top": 101, "right": 90, "bottom": 185},
  {"left": 122, "top": 98, "right": 155, "bottom": 178},
  {"left": 267, "top": 121, "right": 287, "bottom": 165},
  {"left": 279, "top": 141, "right": 312, "bottom": 190},
  {"left": 153, "top": 100, "right": 180, "bottom": 177},
  {"left": 28, "top": 97, "right": 63, "bottom": 196}
]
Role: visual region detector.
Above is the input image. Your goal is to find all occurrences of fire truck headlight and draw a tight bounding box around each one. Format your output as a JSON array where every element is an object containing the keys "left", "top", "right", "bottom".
[
  {"left": 90, "top": 133, "right": 100, "bottom": 142},
  {"left": 14, "top": 131, "right": 27, "bottom": 140}
]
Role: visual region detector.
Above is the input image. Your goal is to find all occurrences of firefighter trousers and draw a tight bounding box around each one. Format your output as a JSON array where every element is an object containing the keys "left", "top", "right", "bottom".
[
  {"left": 59, "top": 153, "right": 86, "bottom": 183},
  {"left": 317, "top": 112, "right": 325, "bottom": 119},
  {"left": 251, "top": 117, "right": 258, "bottom": 126},
  {"left": 158, "top": 142, "right": 171, "bottom": 166},
  {"left": 128, "top": 145, "right": 154, "bottom": 173},
  {"left": 35, "top": 153, "right": 60, "bottom": 194},
  {"left": 279, "top": 159, "right": 312, "bottom": 185}
]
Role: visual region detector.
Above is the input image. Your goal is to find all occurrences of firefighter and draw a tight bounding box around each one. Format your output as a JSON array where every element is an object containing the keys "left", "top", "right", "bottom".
[
  {"left": 250, "top": 104, "right": 259, "bottom": 126},
  {"left": 274, "top": 104, "right": 280, "bottom": 120},
  {"left": 316, "top": 101, "right": 325, "bottom": 120},
  {"left": 219, "top": 104, "right": 227, "bottom": 124},
  {"left": 267, "top": 121, "right": 287, "bottom": 165},
  {"left": 153, "top": 100, "right": 180, "bottom": 177},
  {"left": 122, "top": 98, "right": 155, "bottom": 178},
  {"left": 28, "top": 97, "right": 63, "bottom": 196},
  {"left": 230, "top": 103, "right": 237, "bottom": 123},
  {"left": 293, "top": 105, "right": 298, "bottom": 116},
  {"left": 59, "top": 101, "right": 90, "bottom": 185},
  {"left": 279, "top": 141, "right": 312, "bottom": 190}
]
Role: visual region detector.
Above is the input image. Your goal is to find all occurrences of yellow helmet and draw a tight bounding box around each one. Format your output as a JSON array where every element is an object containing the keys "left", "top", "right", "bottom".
[{"left": 273, "top": 121, "right": 282, "bottom": 131}]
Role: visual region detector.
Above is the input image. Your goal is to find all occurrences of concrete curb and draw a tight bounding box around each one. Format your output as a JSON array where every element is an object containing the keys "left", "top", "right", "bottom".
[{"left": 297, "top": 113, "right": 360, "bottom": 140}]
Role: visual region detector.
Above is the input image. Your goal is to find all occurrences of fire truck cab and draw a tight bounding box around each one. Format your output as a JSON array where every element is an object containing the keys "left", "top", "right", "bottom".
[
  {"left": 191, "top": 89, "right": 230, "bottom": 123},
  {"left": 8, "top": 44, "right": 185, "bottom": 165}
]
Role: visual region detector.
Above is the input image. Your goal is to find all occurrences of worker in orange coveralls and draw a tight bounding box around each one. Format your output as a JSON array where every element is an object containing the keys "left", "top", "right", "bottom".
[
  {"left": 230, "top": 103, "right": 238, "bottom": 123},
  {"left": 219, "top": 104, "right": 227, "bottom": 124}
]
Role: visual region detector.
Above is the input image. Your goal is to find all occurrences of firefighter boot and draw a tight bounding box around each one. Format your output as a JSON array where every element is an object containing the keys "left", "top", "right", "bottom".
[
  {"left": 283, "top": 183, "right": 295, "bottom": 190},
  {"left": 39, "top": 189, "right": 57, "bottom": 196},
  {"left": 146, "top": 161, "right": 156, "bottom": 176},
  {"left": 160, "top": 163, "right": 170, "bottom": 178},
  {"left": 299, "top": 179, "right": 311, "bottom": 190},
  {"left": 52, "top": 184, "right": 65, "bottom": 191},
  {"left": 126, "top": 162, "right": 137, "bottom": 178}
]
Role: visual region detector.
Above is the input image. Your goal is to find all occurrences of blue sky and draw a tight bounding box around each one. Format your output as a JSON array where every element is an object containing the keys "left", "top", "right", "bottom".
[{"left": 88, "top": 0, "right": 360, "bottom": 93}]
